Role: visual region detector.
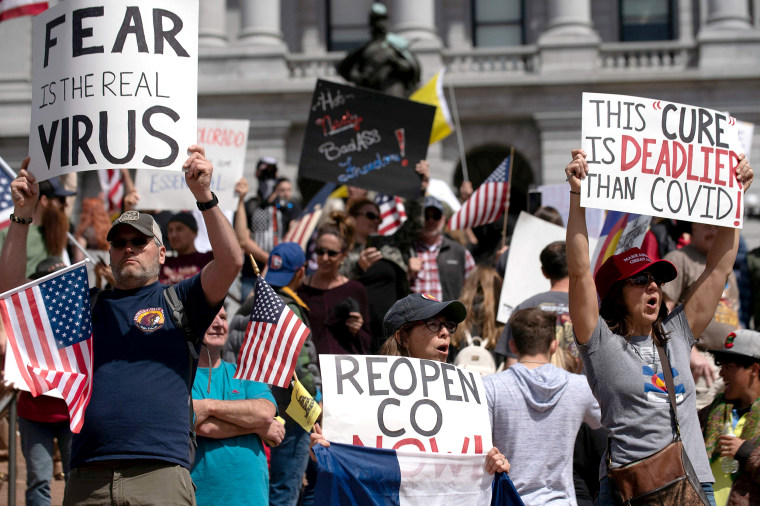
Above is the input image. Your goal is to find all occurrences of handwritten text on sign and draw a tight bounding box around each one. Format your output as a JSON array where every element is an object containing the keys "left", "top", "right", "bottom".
[
  {"left": 581, "top": 92, "right": 744, "bottom": 228},
  {"left": 320, "top": 355, "right": 492, "bottom": 454},
  {"left": 29, "top": 0, "right": 198, "bottom": 181},
  {"left": 299, "top": 80, "right": 435, "bottom": 200}
]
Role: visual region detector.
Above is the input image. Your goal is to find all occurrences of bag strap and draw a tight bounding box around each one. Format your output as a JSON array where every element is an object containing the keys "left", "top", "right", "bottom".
[
  {"left": 163, "top": 284, "right": 201, "bottom": 361},
  {"left": 655, "top": 340, "right": 682, "bottom": 438}
]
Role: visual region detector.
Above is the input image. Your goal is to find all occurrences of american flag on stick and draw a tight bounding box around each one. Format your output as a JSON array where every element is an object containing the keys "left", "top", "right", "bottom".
[
  {"left": 448, "top": 156, "right": 511, "bottom": 231},
  {"left": 0, "top": 262, "right": 93, "bottom": 432},
  {"left": 375, "top": 193, "right": 407, "bottom": 236},
  {"left": 0, "top": 159, "right": 14, "bottom": 230},
  {"left": 234, "top": 275, "right": 310, "bottom": 388},
  {"left": 0, "top": 0, "right": 47, "bottom": 21}
]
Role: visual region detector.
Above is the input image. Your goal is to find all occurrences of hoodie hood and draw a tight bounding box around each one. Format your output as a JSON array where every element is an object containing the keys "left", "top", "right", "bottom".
[{"left": 509, "top": 363, "right": 569, "bottom": 412}]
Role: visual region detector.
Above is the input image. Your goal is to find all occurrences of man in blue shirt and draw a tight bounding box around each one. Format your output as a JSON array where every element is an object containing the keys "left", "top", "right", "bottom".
[
  {"left": 192, "top": 306, "right": 284, "bottom": 505},
  {"left": 1, "top": 145, "right": 244, "bottom": 505}
]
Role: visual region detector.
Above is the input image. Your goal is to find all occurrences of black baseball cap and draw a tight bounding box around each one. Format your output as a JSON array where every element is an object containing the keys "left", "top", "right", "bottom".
[
  {"left": 39, "top": 177, "right": 75, "bottom": 199},
  {"left": 382, "top": 293, "right": 466, "bottom": 338}
]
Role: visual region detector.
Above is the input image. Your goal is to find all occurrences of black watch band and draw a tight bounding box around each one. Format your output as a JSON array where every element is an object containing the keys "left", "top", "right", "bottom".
[{"left": 196, "top": 192, "right": 219, "bottom": 211}]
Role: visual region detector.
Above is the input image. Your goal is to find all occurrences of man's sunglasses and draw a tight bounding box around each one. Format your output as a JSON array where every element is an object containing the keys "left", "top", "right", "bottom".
[
  {"left": 111, "top": 236, "right": 150, "bottom": 249},
  {"left": 362, "top": 211, "right": 381, "bottom": 221},
  {"left": 627, "top": 272, "right": 664, "bottom": 287},
  {"left": 425, "top": 211, "right": 443, "bottom": 221},
  {"left": 315, "top": 247, "right": 342, "bottom": 258},
  {"left": 415, "top": 318, "right": 458, "bottom": 334}
]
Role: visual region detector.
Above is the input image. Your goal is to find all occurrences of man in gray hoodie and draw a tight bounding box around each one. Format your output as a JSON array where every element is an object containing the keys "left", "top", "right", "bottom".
[{"left": 484, "top": 308, "right": 601, "bottom": 505}]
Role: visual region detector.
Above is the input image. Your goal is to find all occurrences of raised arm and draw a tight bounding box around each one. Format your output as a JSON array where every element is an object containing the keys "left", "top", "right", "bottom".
[
  {"left": 0, "top": 158, "right": 37, "bottom": 293},
  {"left": 565, "top": 149, "right": 599, "bottom": 344},
  {"left": 183, "top": 145, "right": 244, "bottom": 306},
  {"left": 233, "top": 178, "right": 269, "bottom": 264},
  {"left": 682, "top": 155, "right": 753, "bottom": 337}
]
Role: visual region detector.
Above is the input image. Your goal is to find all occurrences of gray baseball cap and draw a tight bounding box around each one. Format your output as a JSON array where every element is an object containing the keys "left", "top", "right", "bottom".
[
  {"left": 107, "top": 211, "right": 163, "bottom": 246},
  {"left": 382, "top": 293, "right": 466, "bottom": 338},
  {"left": 709, "top": 329, "right": 760, "bottom": 361}
]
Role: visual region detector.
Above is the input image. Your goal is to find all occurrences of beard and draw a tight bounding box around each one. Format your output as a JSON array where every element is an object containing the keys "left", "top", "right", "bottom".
[
  {"left": 42, "top": 204, "right": 70, "bottom": 256},
  {"left": 111, "top": 247, "right": 161, "bottom": 288}
]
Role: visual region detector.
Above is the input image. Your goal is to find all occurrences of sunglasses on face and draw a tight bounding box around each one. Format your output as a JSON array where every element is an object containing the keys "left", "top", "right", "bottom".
[
  {"left": 417, "top": 318, "right": 458, "bottom": 334},
  {"left": 315, "top": 247, "right": 342, "bottom": 258},
  {"left": 111, "top": 236, "right": 150, "bottom": 249},
  {"left": 425, "top": 211, "right": 443, "bottom": 221},
  {"left": 626, "top": 272, "right": 663, "bottom": 287},
  {"left": 362, "top": 211, "right": 381, "bottom": 221}
]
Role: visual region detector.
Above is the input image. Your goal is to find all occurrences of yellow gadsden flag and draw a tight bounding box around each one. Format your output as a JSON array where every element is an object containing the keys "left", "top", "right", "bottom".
[
  {"left": 410, "top": 69, "right": 454, "bottom": 145},
  {"left": 285, "top": 374, "right": 322, "bottom": 432}
]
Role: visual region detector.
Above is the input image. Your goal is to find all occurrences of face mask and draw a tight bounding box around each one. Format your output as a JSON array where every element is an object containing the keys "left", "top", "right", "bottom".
[{"left": 258, "top": 176, "right": 277, "bottom": 201}]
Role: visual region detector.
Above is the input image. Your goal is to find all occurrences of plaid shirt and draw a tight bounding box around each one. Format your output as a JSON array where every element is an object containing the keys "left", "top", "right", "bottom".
[{"left": 410, "top": 236, "right": 475, "bottom": 301}]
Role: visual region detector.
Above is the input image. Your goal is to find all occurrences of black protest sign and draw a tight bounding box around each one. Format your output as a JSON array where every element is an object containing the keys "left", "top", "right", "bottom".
[{"left": 299, "top": 79, "right": 435, "bottom": 200}]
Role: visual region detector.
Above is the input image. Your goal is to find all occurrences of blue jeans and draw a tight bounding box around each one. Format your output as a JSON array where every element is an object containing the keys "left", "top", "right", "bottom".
[
  {"left": 19, "top": 416, "right": 73, "bottom": 506},
  {"left": 269, "top": 422, "right": 311, "bottom": 506},
  {"left": 596, "top": 477, "right": 716, "bottom": 506}
]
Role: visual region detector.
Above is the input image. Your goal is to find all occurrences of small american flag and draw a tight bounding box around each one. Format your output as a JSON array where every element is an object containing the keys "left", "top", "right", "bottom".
[
  {"left": 0, "top": 161, "right": 13, "bottom": 230},
  {"left": 0, "top": 263, "right": 93, "bottom": 432},
  {"left": 98, "top": 169, "right": 123, "bottom": 218},
  {"left": 0, "top": 0, "right": 47, "bottom": 21},
  {"left": 234, "top": 276, "right": 310, "bottom": 388},
  {"left": 375, "top": 193, "right": 407, "bottom": 236},
  {"left": 448, "top": 157, "right": 510, "bottom": 231}
]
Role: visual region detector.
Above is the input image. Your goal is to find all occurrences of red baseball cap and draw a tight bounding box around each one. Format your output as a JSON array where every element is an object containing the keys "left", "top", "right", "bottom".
[{"left": 594, "top": 247, "right": 677, "bottom": 300}]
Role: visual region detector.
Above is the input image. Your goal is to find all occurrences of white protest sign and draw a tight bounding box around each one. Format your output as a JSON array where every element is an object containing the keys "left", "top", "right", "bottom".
[
  {"left": 134, "top": 119, "right": 249, "bottom": 211},
  {"left": 497, "top": 211, "right": 597, "bottom": 323},
  {"left": 29, "top": 0, "right": 198, "bottom": 181},
  {"left": 320, "top": 355, "right": 492, "bottom": 454},
  {"left": 582, "top": 93, "right": 744, "bottom": 228}
]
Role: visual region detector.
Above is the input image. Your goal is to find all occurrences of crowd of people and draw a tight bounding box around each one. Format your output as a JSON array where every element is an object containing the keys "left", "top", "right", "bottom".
[{"left": 0, "top": 146, "right": 758, "bottom": 506}]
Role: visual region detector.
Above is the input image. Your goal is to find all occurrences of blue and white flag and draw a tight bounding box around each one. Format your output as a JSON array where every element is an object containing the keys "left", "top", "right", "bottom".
[{"left": 313, "top": 442, "right": 523, "bottom": 506}]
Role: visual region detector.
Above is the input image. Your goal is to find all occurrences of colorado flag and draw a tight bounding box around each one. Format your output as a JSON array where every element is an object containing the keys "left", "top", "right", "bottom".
[{"left": 313, "top": 442, "right": 523, "bottom": 506}]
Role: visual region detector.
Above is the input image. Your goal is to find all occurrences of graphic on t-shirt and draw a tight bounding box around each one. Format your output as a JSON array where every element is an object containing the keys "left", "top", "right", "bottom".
[
  {"left": 134, "top": 308, "right": 166, "bottom": 332},
  {"left": 643, "top": 365, "right": 685, "bottom": 403}
]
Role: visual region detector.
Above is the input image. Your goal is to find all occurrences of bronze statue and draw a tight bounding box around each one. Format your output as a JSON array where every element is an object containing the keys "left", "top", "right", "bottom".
[{"left": 336, "top": 3, "right": 421, "bottom": 97}]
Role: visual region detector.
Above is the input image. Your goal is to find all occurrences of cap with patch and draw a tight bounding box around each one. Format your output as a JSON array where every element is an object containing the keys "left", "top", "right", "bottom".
[
  {"left": 594, "top": 247, "right": 677, "bottom": 300},
  {"left": 265, "top": 242, "right": 306, "bottom": 288},
  {"left": 382, "top": 293, "right": 466, "bottom": 338},
  {"left": 709, "top": 330, "right": 760, "bottom": 361},
  {"left": 107, "top": 211, "right": 163, "bottom": 246}
]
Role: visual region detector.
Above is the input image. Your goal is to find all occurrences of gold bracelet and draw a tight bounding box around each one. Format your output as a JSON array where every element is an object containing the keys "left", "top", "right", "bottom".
[{"left": 9, "top": 213, "right": 32, "bottom": 225}]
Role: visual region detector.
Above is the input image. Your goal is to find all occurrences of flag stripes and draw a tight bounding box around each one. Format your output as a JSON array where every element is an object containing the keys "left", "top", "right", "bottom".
[
  {"left": 448, "top": 157, "right": 510, "bottom": 231},
  {"left": 0, "top": 0, "right": 47, "bottom": 21}
]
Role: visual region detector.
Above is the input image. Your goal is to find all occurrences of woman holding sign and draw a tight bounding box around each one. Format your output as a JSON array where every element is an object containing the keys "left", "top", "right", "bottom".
[{"left": 565, "top": 149, "right": 752, "bottom": 505}]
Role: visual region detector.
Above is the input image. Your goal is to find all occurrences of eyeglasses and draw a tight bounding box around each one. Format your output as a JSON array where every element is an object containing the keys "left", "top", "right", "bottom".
[
  {"left": 111, "top": 236, "right": 150, "bottom": 249},
  {"left": 362, "top": 211, "right": 381, "bottom": 221},
  {"left": 315, "top": 247, "right": 342, "bottom": 258},
  {"left": 425, "top": 211, "right": 443, "bottom": 221},
  {"left": 416, "top": 318, "right": 458, "bottom": 334},
  {"left": 626, "top": 272, "right": 663, "bottom": 287}
]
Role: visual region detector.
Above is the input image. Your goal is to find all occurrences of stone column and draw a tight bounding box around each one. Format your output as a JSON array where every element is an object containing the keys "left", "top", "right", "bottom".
[
  {"left": 240, "top": 0, "right": 286, "bottom": 48},
  {"left": 677, "top": 0, "right": 695, "bottom": 43},
  {"left": 537, "top": 0, "right": 600, "bottom": 73},
  {"left": 388, "top": 0, "right": 442, "bottom": 83},
  {"left": 199, "top": 0, "right": 227, "bottom": 47},
  {"left": 698, "top": 0, "right": 760, "bottom": 67}
]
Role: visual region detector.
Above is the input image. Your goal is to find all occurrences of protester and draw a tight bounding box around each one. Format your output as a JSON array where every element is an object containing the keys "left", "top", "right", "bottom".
[
  {"left": 565, "top": 148, "right": 753, "bottom": 505},
  {"left": 297, "top": 214, "right": 372, "bottom": 355},
  {"left": 0, "top": 145, "right": 243, "bottom": 505},
  {"left": 664, "top": 222, "right": 741, "bottom": 409},
  {"left": 159, "top": 211, "right": 214, "bottom": 284},
  {"left": 408, "top": 196, "right": 474, "bottom": 301},
  {"left": 484, "top": 307, "right": 601, "bottom": 504},
  {"left": 274, "top": 177, "right": 302, "bottom": 234},
  {"left": 314, "top": 292, "right": 511, "bottom": 475},
  {"left": 16, "top": 257, "right": 73, "bottom": 506},
  {"left": 191, "top": 306, "right": 284, "bottom": 506},
  {"left": 495, "top": 241, "right": 578, "bottom": 372},
  {"left": 449, "top": 265, "right": 503, "bottom": 359},
  {"left": 699, "top": 329, "right": 760, "bottom": 506},
  {"left": 341, "top": 197, "right": 409, "bottom": 350},
  {"left": 0, "top": 176, "right": 74, "bottom": 277}
]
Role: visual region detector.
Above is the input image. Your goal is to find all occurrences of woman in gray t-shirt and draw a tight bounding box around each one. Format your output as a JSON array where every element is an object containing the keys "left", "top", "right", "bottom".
[{"left": 563, "top": 148, "right": 753, "bottom": 506}]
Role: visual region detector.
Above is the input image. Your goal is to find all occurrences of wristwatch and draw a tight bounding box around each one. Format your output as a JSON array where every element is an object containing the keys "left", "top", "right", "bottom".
[{"left": 196, "top": 192, "right": 219, "bottom": 211}]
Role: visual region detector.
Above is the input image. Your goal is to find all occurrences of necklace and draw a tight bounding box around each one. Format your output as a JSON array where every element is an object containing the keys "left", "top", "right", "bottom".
[{"left": 519, "top": 360, "right": 549, "bottom": 365}]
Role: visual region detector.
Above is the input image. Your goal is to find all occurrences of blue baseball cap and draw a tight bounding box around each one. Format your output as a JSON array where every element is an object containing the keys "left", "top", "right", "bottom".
[{"left": 265, "top": 242, "right": 306, "bottom": 287}]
